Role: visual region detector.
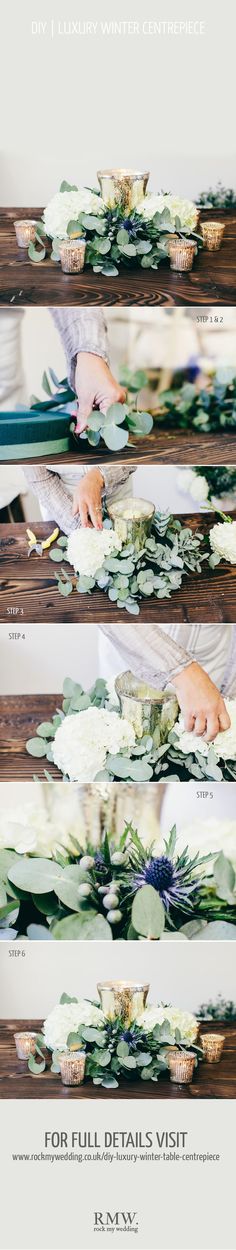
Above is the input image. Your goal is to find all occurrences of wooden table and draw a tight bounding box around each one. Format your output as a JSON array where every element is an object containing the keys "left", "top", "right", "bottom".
[
  {"left": 1, "top": 209, "right": 236, "bottom": 306},
  {"left": 2, "top": 427, "right": 236, "bottom": 467},
  {"left": 1, "top": 516, "right": 236, "bottom": 623},
  {"left": 0, "top": 1020, "right": 234, "bottom": 1099}
]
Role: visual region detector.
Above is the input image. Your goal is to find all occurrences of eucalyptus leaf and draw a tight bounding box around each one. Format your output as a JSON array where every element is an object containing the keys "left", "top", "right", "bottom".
[
  {"left": 52, "top": 913, "right": 112, "bottom": 940},
  {"left": 8, "top": 858, "right": 65, "bottom": 895},
  {"left": 103, "top": 424, "right": 129, "bottom": 451},
  {"left": 26, "top": 738, "right": 48, "bottom": 758},
  {"left": 132, "top": 885, "right": 165, "bottom": 939}
]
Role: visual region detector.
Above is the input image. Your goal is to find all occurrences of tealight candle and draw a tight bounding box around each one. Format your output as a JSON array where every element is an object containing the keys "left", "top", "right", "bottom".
[
  {"left": 14, "top": 1031, "right": 37, "bottom": 1059},
  {"left": 14, "top": 220, "right": 36, "bottom": 248},
  {"left": 168, "top": 239, "right": 196, "bottom": 272},
  {"left": 108, "top": 496, "right": 155, "bottom": 548},
  {"left": 168, "top": 1049, "right": 196, "bottom": 1084},
  {"left": 200, "top": 221, "right": 225, "bottom": 250},
  {"left": 59, "top": 1050, "right": 86, "bottom": 1086},
  {"left": 115, "top": 671, "right": 178, "bottom": 741},
  {"left": 97, "top": 168, "right": 149, "bottom": 212},
  {"left": 97, "top": 980, "right": 149, "bottom": 1024},
  {"left": 200, "top": 1033, "right": 225, "bottom": 1062},
  {"left": 59, "top": 239, "right": 86, "bottom": 274}
]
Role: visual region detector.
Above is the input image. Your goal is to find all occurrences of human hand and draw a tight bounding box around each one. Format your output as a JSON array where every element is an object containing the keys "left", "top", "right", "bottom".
[
  {"left": 173, "top": 662, "right": 231, "bottom": 742},
  {"left": 74, "top": 353, "right": 126, "bottom": 433},
  {"left": 72, "top": 468, "right": 104, "bottom": 529}
]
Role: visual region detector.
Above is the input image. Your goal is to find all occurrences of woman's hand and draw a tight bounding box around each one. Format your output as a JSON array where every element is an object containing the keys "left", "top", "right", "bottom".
[
  {"left": 72, "top": 468, "right": 105, "bottom": 529},
  {"left": 74, "top": 353, "right": 126, "bottom": 433},
  {"left": 173, "top": 662, "right": 231, "bottom": 742}
]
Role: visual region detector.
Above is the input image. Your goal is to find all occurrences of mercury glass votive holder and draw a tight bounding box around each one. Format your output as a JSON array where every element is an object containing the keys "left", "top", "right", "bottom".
[
  {"left": 97, "top": 980, "right": 149, "bottom": 1024},
  {"left": 200, "top": 221, "right": 225, "bottom": 250},
  {"left": 108, "top": 496, "right": 155, "bottom": 549},
  {"left": 200, "top": 1033, "right": 225, "bottom": 1062},
  {"left": 168, "top": 1049, "right": 196, "bottom": 1084},
  {"left": 115, "top": 670, "right": 179, "bottom": 742},
  {"left": 14, "top": 1031, "right": 37, "bottom": 1059},
  {"left": 59, "top": 1050, "right": 86, "bottom": 1086},
  {"left": 168, "top": 239, "right": 196, "bottom": 272},
  {"left": 59, "top": 239, "right": 86, "bottom": 274},
  {"left": 14, "top": 220, "right": 36, "bottom": 248},
  {"left": 97, "top": 168, "right": 149, "bottom": 213}
]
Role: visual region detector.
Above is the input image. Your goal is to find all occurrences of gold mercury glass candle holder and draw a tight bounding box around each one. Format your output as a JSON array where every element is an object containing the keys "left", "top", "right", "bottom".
[
  {"left": 168, "top": 1049, "right": 196, "bottom": 1084},
  {"left": 14, "top": 1031, "right": 37, "bottom": 1060},
  {"left": 59, "top": 1050, "right": 86, "bottom": 1086},
  {"left": 115, "top": 670, "right": 179, "bottom": 742},
  {"left": 168, "top": 239, "right": 196, "bottom": 272},
  {"left": 59, "top": 239, "right": 86, "bottom": 274},
  {"left": 200, "top": 1033, "right": 225, "bottom": 1062},
  {"left": 200, "top": 221, "right": 225, "bottom": 250},
  {"left": 97, "top": 168, "right": 149, "bottom": 213},
  {"left": 108, "top": 497, "right": 155, "bottom": 549},
  {"left": 14, "top": 220, "right": 36, "bottom": 248},
  {"left": 97, "top": 981, "right": 149, "bottom": 1024}
]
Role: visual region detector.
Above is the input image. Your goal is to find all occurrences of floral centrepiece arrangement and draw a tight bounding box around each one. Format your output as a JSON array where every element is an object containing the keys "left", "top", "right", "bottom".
[
  {"left": 45, "top": 503, "right": 236, "bottom": 610},
  {"left": 196, "top": 182, "right": 236, "bottom": 210},
  {"left": 48, "top": 508, "right": 214, "bottom": 613},
  {"left": 23, "top": 676, "right": 236, "bottom": 787},
  {"left": 25, "top": 986, "right": 200, "bottom": 1087},
  {"left": 26, "top": 173, "right": 201, "bottom": 277},
  {"left": 3, "top": 819, "right": 236, "bottom": 943}
]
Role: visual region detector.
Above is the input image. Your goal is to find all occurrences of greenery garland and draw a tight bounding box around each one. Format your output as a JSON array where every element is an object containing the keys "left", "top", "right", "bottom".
[
  {"left": 3, "top": 823, "right": 236, "bottom": 943},
  {"left": 48, "top": 512, "right": 209, "bottom": 612},
  {"left": 196, "top": 183, "right": 236, "bottom": 210},
  {"left": 27, "top": 991, "right": 202, "bottom": 1085},
  {"left": 28, "top": 180, "right": 202, "bottom": 276},
  {"left": 23, "top": 676, "right": 236, "bottom": 786},
  {"left": 154, "top": 369, "right": 236, "bottom": 433}
]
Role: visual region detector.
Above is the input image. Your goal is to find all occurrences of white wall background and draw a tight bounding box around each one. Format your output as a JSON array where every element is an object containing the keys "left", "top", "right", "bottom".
[
  {"left": 0, "top": 939, "right": 235, "bottom": 1018},
  {"left": 0, "top": 623, "right": 99, "bottom": 693},
  {"left": 0, "top": 0, "right": 235, "bottom": 203}
]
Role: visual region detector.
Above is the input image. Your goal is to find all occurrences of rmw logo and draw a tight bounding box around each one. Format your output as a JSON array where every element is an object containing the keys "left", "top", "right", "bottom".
[{"left": 94, "top": 1210, "right": 138, "bottom": 1231}]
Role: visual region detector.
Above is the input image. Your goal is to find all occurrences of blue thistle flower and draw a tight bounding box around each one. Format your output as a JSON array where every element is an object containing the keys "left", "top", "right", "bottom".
[{"left": 132, "top": 853, "right": 200, "bottom": 914}]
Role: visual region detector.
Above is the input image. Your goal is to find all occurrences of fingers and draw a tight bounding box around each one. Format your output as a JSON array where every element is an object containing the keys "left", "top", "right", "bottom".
[
  {"left": 194, "top": 713, "right": 207, "bottom": 736},
  {"left": 78, "top": 499, "right": 89, "bottom": 527},
  {"left": 204, "top": 714, "right": 221, "bottom": 742},
  {"left": 75, "top": 402, "right": 92, "bottom": 434},
  {"left": 219, "top": 704, "right": 231, "bottom": 731},
  {"left": 100, "top": 384, "right": 127, "bottom": 415},
  {"left": 183, "top": 713, "right": 196, "bottom": 732},
  {"left": 89, "top": 500, "right": 103, "bottom": 530}
]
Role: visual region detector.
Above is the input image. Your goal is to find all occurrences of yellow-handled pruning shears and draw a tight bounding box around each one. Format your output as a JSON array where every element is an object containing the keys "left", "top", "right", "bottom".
[{"left": 27, "top": 527, "right": 59, "bottom": 556}]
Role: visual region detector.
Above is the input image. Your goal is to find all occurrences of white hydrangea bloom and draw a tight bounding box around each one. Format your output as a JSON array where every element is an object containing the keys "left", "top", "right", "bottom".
[
  {"left": 190, "top": 475, "right": 209, "bottom": 502},
  {"left": 174, "top": 699, "right": 236, "bottom": 761},
  {"left": 137, "top": 194, "right": 198, "bottom": 231},
  {"left": 67, "top": 527, "right": 122, "bottom": 577},
  {"left": 44, "top": 189, "right": 105, "bottom": 239},
  {"left": 44, "top": 1000, "right": 105, "bottom": 1051},
  {"left": 210, "top": 521, "right": 236, "bottom": 565},
  {"left": 0, "top": 798, "right": 85, "bottom": 856},
  {"left": 51, "top": 706, "right": 135, "bottom": 781},
  {"left": 177, "top": 470, "right": 197, "bottom": 495},
  {"left": 137, "top": 1004, "right": 197, "bottom": 1043}
]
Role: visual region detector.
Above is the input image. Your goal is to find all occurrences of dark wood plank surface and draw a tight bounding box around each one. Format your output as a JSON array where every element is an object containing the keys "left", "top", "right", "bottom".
[
  {"left": 1, "top": 209, "right": 236, "bottom": 306},
  {"left": 1, "top": 516, "right": 236, "bottom": 622},
  {"left": 2, "top": 428, "right": 236, "bottom": 467},
  {"left": 0, "top": 1020, "right": 235, "bottom": 1099},
  {"left": 0, "top": 695, "right": 61, "bottom": 780}
]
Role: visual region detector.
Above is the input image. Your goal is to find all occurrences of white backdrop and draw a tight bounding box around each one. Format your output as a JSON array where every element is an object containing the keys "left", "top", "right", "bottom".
[
  {"left": 0, "top": 939, "right": 235, "bottom": 1018},
  {"left": 0, "top": 0, "right": 235, "bottom": 203}
]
